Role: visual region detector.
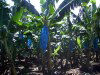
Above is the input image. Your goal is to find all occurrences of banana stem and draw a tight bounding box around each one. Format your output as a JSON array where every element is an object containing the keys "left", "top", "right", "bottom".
[{"left": 3, "top": 38, "right": 17, "bottom": 75}]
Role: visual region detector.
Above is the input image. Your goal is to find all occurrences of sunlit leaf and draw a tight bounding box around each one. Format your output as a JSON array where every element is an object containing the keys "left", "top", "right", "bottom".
[
  {"left": 77, "top": 37, "right": 82, "bottom": 48},
  {"left": 49, "top": 4, "right": 55, "bottom": 15},
  {"left": 12, "top": 7, "right": 24, "bottom": 23},
  {"left": 52, "top": 45, "right": 61, "bottom": 56},
  {"left": 17, "top": 21, "right": 23, "bottom": 25},
  {"left": 24, "top": 30, "right": 32, "bottom": 34},
  {"left": 40, "top": 0, "right": 46, "bottom": 5},
  {"left": 90, "top": 0, "right": 96, "bottom": 4}
]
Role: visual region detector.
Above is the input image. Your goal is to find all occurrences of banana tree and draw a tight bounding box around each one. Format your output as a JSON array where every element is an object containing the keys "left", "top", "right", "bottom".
[
  {"left": 69, "top": 0, "right": 100, "bottom": 69},
  {"left": 0, "top": 1, "right": 17, "bottom": 75}
]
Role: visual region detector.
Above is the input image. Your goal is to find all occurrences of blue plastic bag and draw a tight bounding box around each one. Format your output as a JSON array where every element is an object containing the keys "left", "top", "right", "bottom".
[
  {"left": 27, "top": 38, "right": 32, "bottom": 48},
  {"left": 40, "top": 26, "right": 49, "bottom": 52},
  {"left": 18, "top": 34, "right": 24, "bottom": 39}
]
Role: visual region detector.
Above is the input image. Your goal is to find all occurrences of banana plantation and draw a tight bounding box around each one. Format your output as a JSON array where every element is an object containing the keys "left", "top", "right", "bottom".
[{"left": 0, "top": 0, "right": 100, "bottom": 75}]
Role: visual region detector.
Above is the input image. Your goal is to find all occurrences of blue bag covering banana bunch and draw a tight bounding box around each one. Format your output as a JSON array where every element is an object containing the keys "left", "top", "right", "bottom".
[
  {"left": 18, "top": 34, "right": 24, "bottom": 39},
  {"left": 40, "top": 25, "right": 49, "bottom": 53},
  {"left": 27, "top": 38, "right": 32, "bottom": 49},
  {"left": 93, "top": 38, "right": 99, "bottom": 50}
]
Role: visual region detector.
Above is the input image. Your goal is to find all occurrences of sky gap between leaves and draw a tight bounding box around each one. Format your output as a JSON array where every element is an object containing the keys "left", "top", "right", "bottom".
[{"left": 5, "top": 0, "right": 100, "bottom": 15}]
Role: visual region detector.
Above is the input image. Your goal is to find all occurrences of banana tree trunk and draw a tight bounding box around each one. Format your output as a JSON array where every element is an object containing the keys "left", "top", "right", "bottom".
[
  {"left": 3, "top": 38, "right": 17, "bottom": 75},
  {"left": 47, "top": 35, "right": 52, "bottom": 74}
]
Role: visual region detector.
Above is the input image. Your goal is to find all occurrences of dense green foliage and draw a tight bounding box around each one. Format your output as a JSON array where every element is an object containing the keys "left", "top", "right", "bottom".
[{"left": 0, "top": 0, "right": 100, "bottom": 75}]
